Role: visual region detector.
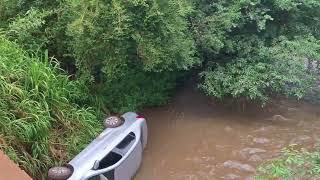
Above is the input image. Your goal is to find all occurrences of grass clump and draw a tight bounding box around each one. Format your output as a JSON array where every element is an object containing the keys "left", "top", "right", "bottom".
[
  {"left": 0, "top": 37, "right": 102, "bottom": 178},
  {"left": 256, "top": 145, "right": 320, "bottom": 180}
]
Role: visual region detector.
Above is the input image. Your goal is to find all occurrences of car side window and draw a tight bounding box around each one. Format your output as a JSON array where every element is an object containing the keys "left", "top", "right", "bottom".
[
  {"left": 97, "top": 152, "right": 122, "bottom": 170},
  {"left": 88, "top": 132, "right": 137, "bottom": 180},
  {"left": 116, "top": 132, "right": 136, "bottom": 149}
]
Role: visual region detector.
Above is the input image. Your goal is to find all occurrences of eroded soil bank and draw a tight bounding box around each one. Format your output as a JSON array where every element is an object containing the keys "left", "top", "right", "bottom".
[{"left": 135, "top": 84, "right": 320, "bottom": 180}]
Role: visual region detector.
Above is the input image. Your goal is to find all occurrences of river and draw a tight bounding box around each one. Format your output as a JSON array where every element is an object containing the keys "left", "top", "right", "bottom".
[{"left": 135, "top": 83, "right": 320, "bottom": 180}]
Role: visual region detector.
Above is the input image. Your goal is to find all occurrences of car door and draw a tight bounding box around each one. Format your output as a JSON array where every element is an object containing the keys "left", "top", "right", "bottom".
[
  {"left": 114, "top": 132, "right": 142, "bottom": 180},
  {"left": 85, "top": 126, "right": 143, "bottom": 180}
]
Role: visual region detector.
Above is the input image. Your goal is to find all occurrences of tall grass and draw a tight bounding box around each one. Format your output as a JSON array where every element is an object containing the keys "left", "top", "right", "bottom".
[{"left": 0, "top": 37, "right": 102, "bottom": 179}]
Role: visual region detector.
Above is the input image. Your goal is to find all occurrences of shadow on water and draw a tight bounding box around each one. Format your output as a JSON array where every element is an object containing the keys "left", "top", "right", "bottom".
[{"left": 135, "top": 79, "right": 320, "bottom": 180}]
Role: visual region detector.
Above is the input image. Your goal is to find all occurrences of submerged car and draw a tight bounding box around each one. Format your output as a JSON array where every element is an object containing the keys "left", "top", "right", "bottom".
[{"left": 48, "top": 112, "right": 148, "bottom": 180}]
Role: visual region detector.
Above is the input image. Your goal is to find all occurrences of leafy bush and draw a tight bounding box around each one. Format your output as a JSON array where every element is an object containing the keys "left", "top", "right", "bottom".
[
  {"left": 101, "top": 69, "right": 181, "bottom": 113},
  {"left": 199, "top": 37, "right": 318, "bottom": 103},
  {"left": 192, "top": 0, "right": 320, "bottom": 102},
  {"left": 66, "top": 0, "right": 198, "bottom": 112},
  {"left": 0, "top": 37, "right": 102, "bottom": 178},
  {"left": 256, "top": 145, "right": 320, "bottom": 179},
  {"left": 1, "top": 0, "right": 198, "bottom": 112},
  {"left": 5, "top": 8, "right": 52, "bottom": 52}
]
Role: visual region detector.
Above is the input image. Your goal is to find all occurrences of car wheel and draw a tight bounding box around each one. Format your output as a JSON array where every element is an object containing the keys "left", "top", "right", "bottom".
[
  {"left": 104, "top": 116, "right": 124, "bottom": 128},
  {"left": 48, "top": 166, "right": 72, "bottom": 180}
]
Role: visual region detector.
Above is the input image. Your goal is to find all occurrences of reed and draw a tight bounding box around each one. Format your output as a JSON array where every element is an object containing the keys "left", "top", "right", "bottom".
[{"left": 0, "top": 37, "right": 102, "bottom": 178}]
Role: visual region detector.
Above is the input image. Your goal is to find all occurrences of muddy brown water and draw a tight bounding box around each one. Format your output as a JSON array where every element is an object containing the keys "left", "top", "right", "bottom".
[{"left": 135, "top": 85, "right": 320, "bottom": 180}]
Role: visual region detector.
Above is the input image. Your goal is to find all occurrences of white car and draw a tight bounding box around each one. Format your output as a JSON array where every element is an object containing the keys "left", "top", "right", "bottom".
[{"left": 48, "top": 112, "right": 148, "bottom": 180}]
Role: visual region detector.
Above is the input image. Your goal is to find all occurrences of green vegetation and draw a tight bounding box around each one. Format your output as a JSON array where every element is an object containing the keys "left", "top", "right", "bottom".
[
  {"left": 256, "top": 145, "right": 320, "bottom": 179},
  {"left": 0, "top": 37, "right": 101, "bottom": 178},
  {"left": 1, "top": 0, "right": 320, "bottom": 178},
  {"left": 193, "top": 0, "right": 320, "bottom": 103},
  {"left": 1, "top": 0, "right": 198, "bottom": 112},
  {"left": 2, "top": 0, "right": 319, "bottom": 109}
]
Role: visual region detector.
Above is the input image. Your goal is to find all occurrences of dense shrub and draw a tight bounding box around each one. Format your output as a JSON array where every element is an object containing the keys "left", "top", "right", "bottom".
[
  {"left": 101, "top": 69, "right": 182, "bottom": 113},
  {"left": 192, "top": 0, "right": 320, "bottom": 102},
  {"left": 0, "top": 37, "right": 101, "bottom": 178},
  {"left": 4, "top": 0, "right": 320, "bottom": 109},
  {"left": 199, "top": 37, "right": 318, "bottom": 103},
  {"left": 256, "top": 145, "right": 320, "bottom": 179},
  {"left": 66, "top": 0, "right": 198, "bottom": 112},
  {"left": 1, "top": 0, "right": 198, "bottom": 112}
]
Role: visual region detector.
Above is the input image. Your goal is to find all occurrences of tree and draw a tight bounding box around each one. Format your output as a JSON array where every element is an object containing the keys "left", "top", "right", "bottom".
[
  {"left": 191, "top": 0, "right": 320, "bottom": 102},
  {"left": 67, "top": 0, "right": 198, "bottom": 111}
]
